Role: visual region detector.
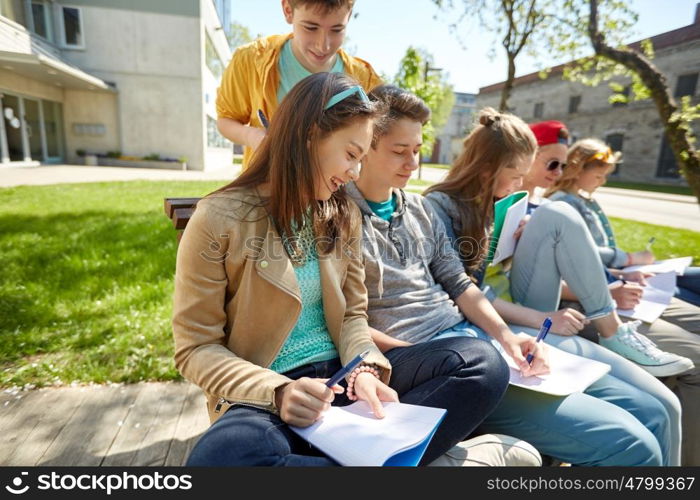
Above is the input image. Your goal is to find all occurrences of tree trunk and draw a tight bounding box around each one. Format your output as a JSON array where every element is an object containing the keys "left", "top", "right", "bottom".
[
  {"left": 500, "top": 54, "right": 517, "bottom": 112},
  {"left": 589, "top": 0, "right": 700, "bottom": 204}
]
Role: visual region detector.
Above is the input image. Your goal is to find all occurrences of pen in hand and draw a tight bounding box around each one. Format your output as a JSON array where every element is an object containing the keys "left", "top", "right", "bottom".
[
  {"left": 325, "top": 349, "right": 370, "bottom": 388},
  {"left": 526, "top": 317, "right": 552, "bottom": 365}
]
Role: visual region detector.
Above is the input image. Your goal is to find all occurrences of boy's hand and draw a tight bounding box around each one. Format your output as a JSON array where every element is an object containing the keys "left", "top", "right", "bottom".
[
  {"left": 500, "top": 333, "right": 550, "bottom": 378},
  {"left": 248, "top": 127, "right": 267, "bottom": 151}
]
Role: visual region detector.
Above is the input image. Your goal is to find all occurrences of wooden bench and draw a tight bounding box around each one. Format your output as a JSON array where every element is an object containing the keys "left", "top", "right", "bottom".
[{"left": 163, "top": 197, "right": 201, "bottom": 241}]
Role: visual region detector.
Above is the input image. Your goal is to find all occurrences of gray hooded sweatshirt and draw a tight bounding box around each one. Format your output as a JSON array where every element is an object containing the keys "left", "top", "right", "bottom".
[{"left": 346, "top": 182, "right": 472, "bottom": 343}]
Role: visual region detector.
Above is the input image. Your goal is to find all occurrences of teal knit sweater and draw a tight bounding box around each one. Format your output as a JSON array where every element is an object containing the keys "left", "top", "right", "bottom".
[{"left": 269, "top": 221, "right": 338, "bottom": 373}]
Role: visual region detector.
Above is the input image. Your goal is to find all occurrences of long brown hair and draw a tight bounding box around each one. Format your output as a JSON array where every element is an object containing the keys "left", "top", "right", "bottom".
[
  {"left": 424, "top": 107, "right": 537, "bottom": 271},
  {"left": 210, "top": 72, "right": 379, "bottom": 254},
  {"left": 546, "top": 137, "right": 622, "bottom": 196}
]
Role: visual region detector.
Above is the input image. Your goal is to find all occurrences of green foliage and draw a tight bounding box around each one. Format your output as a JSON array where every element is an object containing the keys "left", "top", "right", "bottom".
[
  {"left": 393, "top": 47, "right": 455, "bottom": 156},
  {"left": 142, "top": 153, "right": 161, "bottom": 161},
  {"left": 226, "top": 21, "right": 255, "bottom": 50},
  {"left": 106, "top": 151, "right": 121, "bottom": 158}
]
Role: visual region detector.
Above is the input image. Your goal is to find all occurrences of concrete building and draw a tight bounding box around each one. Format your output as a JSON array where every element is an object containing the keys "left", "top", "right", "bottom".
[
  {"left": 476, "top": 5, "right": 700, "bottom": 186},
  {"left": 434, "top": 91, "right": 476, "bottom": 165},
  {"left": 0, "top": 0, "right": 232, "bottom": 171}
]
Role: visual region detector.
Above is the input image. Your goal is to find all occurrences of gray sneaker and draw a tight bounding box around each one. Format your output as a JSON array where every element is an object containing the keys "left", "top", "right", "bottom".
[{"left": 599, "top": 321, "right": 695, "bottom": 377}]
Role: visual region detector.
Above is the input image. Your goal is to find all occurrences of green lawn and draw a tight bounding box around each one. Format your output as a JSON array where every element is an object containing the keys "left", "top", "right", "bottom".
[{"left": 1, "top": 181, "right": 697, "bottom": 388}]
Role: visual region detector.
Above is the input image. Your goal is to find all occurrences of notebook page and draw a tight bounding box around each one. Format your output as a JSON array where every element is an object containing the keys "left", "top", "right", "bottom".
[{"left": 290, "top": 401, "right": 446, "bottom": 466}]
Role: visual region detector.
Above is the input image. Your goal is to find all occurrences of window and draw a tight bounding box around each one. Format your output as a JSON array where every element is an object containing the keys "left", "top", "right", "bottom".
[
  {"left": 612, "top": 85, "right": 630, "bottom": 107},
  {"left": 656, "top": 135, "right": 680, "bottom": 178},
  {"left": 605, "top": 133, "right": 624, "bottom": 176},
  {"left": 207, "top": 116, "right": 228, "bottom": 148},
  {"left": 205, "top": 33, "right": 223, "bottom": 80},
  {"left": 674, "top": 73, "right": 698, "bottom": 98},
  {"left": 0, "top": 0, "right": 26, "bottom": 26},
  {"left": 60, "top": 5, "right": 84, "bottom": 48},
  {"left": 568, "top": 95, "right": 581, "bottom": 114},
  {"left": 533, "top": 102, "right": 544, "bottom": 118}
]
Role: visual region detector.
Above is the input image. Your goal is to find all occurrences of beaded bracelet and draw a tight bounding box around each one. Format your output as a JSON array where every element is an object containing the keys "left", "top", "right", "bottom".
[{"left": 346, "top": 364, "right": 381, "bottom": 401}]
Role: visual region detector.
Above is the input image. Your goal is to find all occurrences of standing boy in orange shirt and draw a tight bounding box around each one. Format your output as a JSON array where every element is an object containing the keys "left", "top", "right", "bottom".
[{"left": 216, "top": 0, "right": 381, "bottom": 169}]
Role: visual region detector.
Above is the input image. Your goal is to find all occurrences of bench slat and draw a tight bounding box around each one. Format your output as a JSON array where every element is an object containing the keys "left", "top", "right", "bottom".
[
  {"left": 164, "top": 197, "right": 201, "bottom": 218},
  {"left": 172, "top": 207, "right": 195, "bottom": 230}
]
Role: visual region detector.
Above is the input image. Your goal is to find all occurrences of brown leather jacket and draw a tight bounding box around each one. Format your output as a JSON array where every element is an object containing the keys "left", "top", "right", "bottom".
[{"left": 172, "top": 187, "right": 391, "bottom": 423}]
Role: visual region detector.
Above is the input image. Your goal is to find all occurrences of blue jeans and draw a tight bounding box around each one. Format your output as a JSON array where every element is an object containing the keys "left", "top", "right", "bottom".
[
  {"left": 510, "top": 202, "right": 615, "bottom": 319},
  {"left": 433, "top": 320, "right": 670, "bottom": 465},
  {"left": 186, "top": 337, "right": 509, "bottom": 466},
  {"left": 505, "top": 201, "right": 683, "bottom": 465},
  {"left": 677, "top": 267, "right": 700, "bottom": 307}
]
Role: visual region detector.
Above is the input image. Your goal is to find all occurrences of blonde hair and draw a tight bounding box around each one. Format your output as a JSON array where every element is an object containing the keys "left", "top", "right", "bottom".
[
  {"left": 547, "top": 138, "right": 622, "bottom": 196},
  {"left": 425, "top": 107, "right": 537, "bottom": 272}
]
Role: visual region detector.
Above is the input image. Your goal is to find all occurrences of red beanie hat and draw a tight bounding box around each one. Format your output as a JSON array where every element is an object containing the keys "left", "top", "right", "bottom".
[{"left": 529, "top": 120, "right": 569, "bottom": 146}]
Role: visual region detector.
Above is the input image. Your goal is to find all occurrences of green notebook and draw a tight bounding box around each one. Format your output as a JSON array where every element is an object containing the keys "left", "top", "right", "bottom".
[{"left": 486, "top": 191, "right": 529, "bottom": 264}]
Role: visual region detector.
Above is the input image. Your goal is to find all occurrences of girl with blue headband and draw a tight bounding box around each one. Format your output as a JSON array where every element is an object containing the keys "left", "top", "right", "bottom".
[{"left": 172, "top": 72, "right": 511, "bottom": 466}]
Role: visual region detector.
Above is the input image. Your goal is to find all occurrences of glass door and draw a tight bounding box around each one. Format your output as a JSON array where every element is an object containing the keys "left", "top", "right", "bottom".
[
  {"left": 23, "top": 97, "right": 44, "bottom": 161},
  {"left": 42, "top": 99, "right": 65, "bottom": 162},
  {"left": 2, "top": 94, "right": 24, "bottom": 162}
]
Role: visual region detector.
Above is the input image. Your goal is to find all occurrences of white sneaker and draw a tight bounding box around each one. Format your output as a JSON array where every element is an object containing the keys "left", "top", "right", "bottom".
[{"left": 599, "top": 320, "right": 695, "bottom": 377}]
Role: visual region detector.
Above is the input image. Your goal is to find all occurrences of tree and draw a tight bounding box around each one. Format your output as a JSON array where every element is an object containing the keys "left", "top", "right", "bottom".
[
  {"left": 393, "top": 47, "right": 455, "bottom": 161},
  {"left": 226, "top": 21, "right": 255, "bottom": 51},
  {"left": 549, "top": 0, "right": 700, "bottom": 203},
  {"left": 431, "top": 0, "right": 549, "bottom": 111}
]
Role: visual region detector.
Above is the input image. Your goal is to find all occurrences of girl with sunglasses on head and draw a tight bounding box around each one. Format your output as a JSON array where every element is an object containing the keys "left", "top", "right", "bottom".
[
  {"left": 173, "top": 73, "right": 512, "bottom": 467},
  {"left": 425, "top": 107, "right": 691, "bottom": 465},
  {"left": 547, "top": 137, "right": 700, "bottom": 465}
]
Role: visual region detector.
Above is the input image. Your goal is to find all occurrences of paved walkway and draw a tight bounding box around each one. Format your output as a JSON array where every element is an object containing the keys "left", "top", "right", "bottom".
[
  {"left": 0, "top": 164, "right": 239, "bottom": 187},
  {"left": 1, "top": 164, "right": 697, "bottom": 231},
  {"left": 0, "top": 382, "right": 208, "bottom": 466}
]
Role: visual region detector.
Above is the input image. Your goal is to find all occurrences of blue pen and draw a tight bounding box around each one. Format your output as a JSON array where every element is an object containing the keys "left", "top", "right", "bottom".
[
  {"left": 257, "top": 109, "right": 270, "bottom": 129},
  {"left": 325, "top": 349, "right": 370, "bottom": 387},
  {"left": 526, "top": 317, "right": 552, "bottom": 365}
]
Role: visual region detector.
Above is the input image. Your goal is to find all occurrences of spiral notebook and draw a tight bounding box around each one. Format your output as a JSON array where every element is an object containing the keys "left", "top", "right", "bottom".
[{"left": 290, "top": 401, "right": 446, "bottom": 466}]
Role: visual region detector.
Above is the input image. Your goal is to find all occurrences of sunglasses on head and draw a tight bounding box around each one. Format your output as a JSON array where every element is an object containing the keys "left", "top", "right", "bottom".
[{"left": 546, "top": 159, "right": 567, "bottom": 171}]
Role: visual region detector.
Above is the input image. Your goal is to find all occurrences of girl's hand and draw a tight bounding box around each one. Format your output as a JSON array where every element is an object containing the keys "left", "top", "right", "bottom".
[
  {"left": 274, "top": 377, "right": 343, "bottom": 427},
  {"left": 500, "top": 333, "right": 550, "bottom": 378},
  {"left": 629, "top": 250, "right": 655, "bottom": 266},
  {"left": 513, "top": 215, "right": 531, "bottom": 242},
  {"left": 609, "top": 281, "right": 644, "bottom": 310},
  {"left": 548, "top": 308, "right": 588, "bottom": 336},
  {"left": 352, "top": 372, "right": 399, "bottom": 419},
  {"left": 621, "top": 270, "right": 654, "bottom": 286}
]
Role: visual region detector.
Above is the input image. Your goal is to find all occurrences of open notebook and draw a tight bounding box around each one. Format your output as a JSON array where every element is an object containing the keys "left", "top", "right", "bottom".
[
  {"left": 504, "top": 333, "right": 612, "bottom": 396},
  {"left": 290, "top": 401, "right": 446, "bottom": 466},
  {"left": 487, "top": 191, "right": 529, "bottom": 265},
  {"left": 617, "top": 271, "right": 676, "bottom": 323}
]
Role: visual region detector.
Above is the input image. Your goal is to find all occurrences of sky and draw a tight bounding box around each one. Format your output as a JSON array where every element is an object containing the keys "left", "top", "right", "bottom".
[{"left": 230, "top": 0, "right": 700, "bottom": 94}]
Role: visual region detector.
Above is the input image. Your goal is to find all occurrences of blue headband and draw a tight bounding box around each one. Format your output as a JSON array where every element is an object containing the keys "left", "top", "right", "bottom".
[{"left": 324, "top": 85, "right": 370, "bottom": 110}]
